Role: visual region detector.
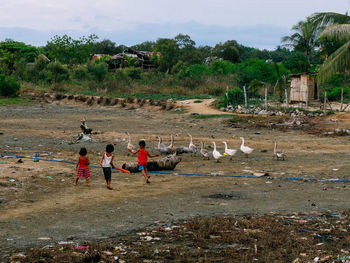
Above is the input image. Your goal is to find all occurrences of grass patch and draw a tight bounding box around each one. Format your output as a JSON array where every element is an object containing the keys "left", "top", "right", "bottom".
[
  {"left": 194, "top": 100, "right": 203, "bottom": 103},
  {"left": 0, "top": 97, "right": 33, "bottom": 106},
  {"left": 63, "top": 89, "right": 213, "bottom": 101},
  {"left": 191, "top": 114, "right": 234, "bottom": 119}
]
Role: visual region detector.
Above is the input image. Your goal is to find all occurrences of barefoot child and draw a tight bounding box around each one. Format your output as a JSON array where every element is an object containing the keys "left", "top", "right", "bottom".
[
  {"left": 128, "top": 140, "right": 159, "bottom": 183},
  {"left": 74, "top": 147, "right": 90, "bottom": 186},
  {"left": 99, "top": 144, "right": 118, "bottom": 190}
]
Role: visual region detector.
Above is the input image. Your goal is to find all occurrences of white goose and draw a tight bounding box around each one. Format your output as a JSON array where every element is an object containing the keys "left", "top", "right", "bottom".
[
  {"left": 126, "top": 132, "right": 136, "bottom": 151},
  {"left": 273, "top": 139, "right": 285, "bottom": 161},
  {"left": 212, "top": 142, "right": 223, "bottom": 162},
  {"left": 200, "top": 141, "right": 210, "bottom": 160},
  {"left": 157, "top": 136, "right": 173, "bottom": 155},
  {"left": 169, "top": 134, "right": 176, "bottom": 153},
  {"left": 223, "top": 141, "right": 237, "bottom": 160},
  {"left": 188, "top": 134, "right": 197, "bottom": 153},
  {"left": 240, "top": 137, "right": 254, "bottom": 158}
]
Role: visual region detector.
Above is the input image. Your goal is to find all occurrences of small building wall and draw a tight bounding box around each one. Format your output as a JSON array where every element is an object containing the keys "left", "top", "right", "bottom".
[{"left": 290, "top": 74, "right": 315, "bottom": 102}]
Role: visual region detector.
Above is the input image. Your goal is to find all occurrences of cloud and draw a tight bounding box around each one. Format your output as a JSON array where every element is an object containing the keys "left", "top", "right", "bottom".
[
  {"left": 0, "top": 22, "right": 290, "bottom": 50},
  {"left": 0, "top": 0, "right": 349, "bottom": 48}
]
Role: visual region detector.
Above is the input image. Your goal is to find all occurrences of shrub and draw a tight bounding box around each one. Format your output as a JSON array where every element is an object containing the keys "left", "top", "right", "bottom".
[
  {"left": 25, "top": 57, "right": 49, "bottom": 83},
  {"left": 72, "top": 66, "right": 88, "bottom": 80},
  {"left": 0, "top": 74, "right": 21, "bottom": 97},
  {"left": 45, "top": 62, "right": 70, "bottom": 83},
  {"left": 327, "top": 87, "right": 350, "bottom": 101},
  {"left": 223, "top": 87, "right": 244, "bottom": 107},
  {"left": 115, "top": 69, "right": 131, "bottom": 83},
  {"left": 210, "top": 60, "right": 235, "bottom": 75},
  {"left": 124, "top": 67, "right": 142, "bottom": 79},
  {"left": 210, "top": 86, "right": 226, "bottom": 96},
  {"left": 178, "top": 64, "right": 210, "bottom": 79},
  {"left": 88, "top": 62, "right": 108, "bottom": 82}
]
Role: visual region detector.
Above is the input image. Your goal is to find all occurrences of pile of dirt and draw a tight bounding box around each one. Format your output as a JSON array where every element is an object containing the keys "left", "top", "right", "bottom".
[
  {"left": 7, "top": 211, "right": 350, "bottom": 262},
  {"left": 29, "top": 93, "right": 176, "bottom": 111}
]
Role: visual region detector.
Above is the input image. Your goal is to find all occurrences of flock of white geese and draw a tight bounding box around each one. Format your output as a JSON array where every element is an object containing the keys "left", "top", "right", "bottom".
[{"left": 126, "top": 132, "right": 285, "bottom": 162}]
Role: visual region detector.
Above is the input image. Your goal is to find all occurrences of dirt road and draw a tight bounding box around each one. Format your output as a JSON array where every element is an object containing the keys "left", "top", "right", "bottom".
[{"left": 1, "top": 103, "right": 350, "bottom": 257}]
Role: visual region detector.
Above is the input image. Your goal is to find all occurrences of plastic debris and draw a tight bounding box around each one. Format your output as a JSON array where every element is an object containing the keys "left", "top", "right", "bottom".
[
  {"left": 47, "top": 176, "right": 53, "bottom": 180},
  {"left": 58, "top": 241, "right": 74, "bottom": 245},
  {"left": 76, "top": 245, "right": 90, "bottom": 250},
  {"left": 38, "top": 237, "right": 51, "bottom": 240}
]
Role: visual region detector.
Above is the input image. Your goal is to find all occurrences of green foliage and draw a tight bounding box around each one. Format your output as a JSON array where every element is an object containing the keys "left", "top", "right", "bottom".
[
  {"left": 0, "top": 40, "right": 39, "bottom": 74},
  {"left": 87, "top": 62, "right": 108, "bottom": 82},
  {"left": 223, "top": 87, "right": 245, "bottom": 107},
  {"left": 124, "top": 67, "right": 142, "bottom": 79},
  {"left": 46, "top": 34, "right": 98, "bottom": 64},
  {"left": 210, "top": 60, "right": 235, "bottom": 75},
  {"left": 155, "top": 38, "right": 180, "bottom": 72},
  {"left": 45, "top": 62, "right": 70, "bottom": 83},
  {"left": 25, "top": 57, "right": 49, "bottom": 83},
  {"left": 282, "top": 17, "right": 319, "bottom": 64},
  {"left": 213, "top": 40, "right": 242, "bottom": 63},
  {"left": 0, "top": 74, "right": 21, "bottom": 97},
  {"left": 283, "top": 53, "right": 309, "bottom": 73},
  {"left": 72, "top": 66, "right": 88, "bottom": 80},
  {"left": 115, "top": 69, "right": 131, "bottom": 84},
  {"left": 0, "top": 97, "right": 31, "bottom": 105},
  {"left": 327, "top": 87, "right": 350, "bottom": 101},
  {"left": 131, "top": 41, "right": 156, "bottom": 52},
  {"left": 92, "top": 39, "right": 123, "bottom": 54},
  {"left": 236, "top": 58, "right": 277, "bottom": 85},
  {"left": 178, "top": 64, "right": 210, "bottom": 79}
]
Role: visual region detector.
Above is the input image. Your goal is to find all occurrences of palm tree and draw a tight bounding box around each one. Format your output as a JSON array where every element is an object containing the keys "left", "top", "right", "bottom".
[
  {"left": 282, "top": 17, "right": 319, "bottom": 65},
  {"left": 310, "top": 12, "right": 350, "bottom": 84}
]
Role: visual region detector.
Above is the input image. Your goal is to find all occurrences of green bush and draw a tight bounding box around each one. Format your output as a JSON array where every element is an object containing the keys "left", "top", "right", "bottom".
[
  {"left": 72, "top": 66, "right": 88, "bottom": 80},
  {"left": 88, "top": 62, "right": 108, "bottom": 82},
  {"left": 222, "top": 87, "right": 244, "bottom": 106},
  {"left": 45, "top": 62, "right": 70, "bottom": 83},
  {"left": 25, "top": 57, "right": 49, "bottom": 83},
  {"left": 115, "top": 69, "right": 131, "bottom": 84},
  {"left": 178, "top": 64, "right": 210, "bottom": 79},
  {"left": 0, "top": 74, "right": 21, "bottom": 97},
  {"left": 210, "top": 60, "right": 235, "bottom": 75},
  {"left": 327, "top": 87, "right": 350, "bottom": 101},
  {"left": 124, "top": 67, "right": 142, "bottom": 79}
]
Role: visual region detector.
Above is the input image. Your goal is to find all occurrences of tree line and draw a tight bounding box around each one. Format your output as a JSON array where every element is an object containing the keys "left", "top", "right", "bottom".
[{"left": 1, "top": 11, "right": 350, "bottom": 105}]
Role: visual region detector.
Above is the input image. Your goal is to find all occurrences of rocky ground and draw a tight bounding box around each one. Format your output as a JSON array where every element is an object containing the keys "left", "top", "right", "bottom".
[{"left": 1, "top": 100, "right": 350, "bottom": 262}]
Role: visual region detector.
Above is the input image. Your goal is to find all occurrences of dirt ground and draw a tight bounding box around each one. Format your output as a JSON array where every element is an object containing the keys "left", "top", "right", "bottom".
[{"left": 1, "top": 100, "right": 350, "bottom": 260}]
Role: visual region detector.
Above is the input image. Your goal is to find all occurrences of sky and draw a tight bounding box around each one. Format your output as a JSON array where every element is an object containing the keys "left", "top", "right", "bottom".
[{"left": 0, "top": 0, "right": 350, "bottom": 50}]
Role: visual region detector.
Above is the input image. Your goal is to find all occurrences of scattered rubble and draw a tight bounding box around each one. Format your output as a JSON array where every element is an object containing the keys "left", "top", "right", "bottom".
[{"left": 6, "top": 211, "right": 350, "bottom": 262}]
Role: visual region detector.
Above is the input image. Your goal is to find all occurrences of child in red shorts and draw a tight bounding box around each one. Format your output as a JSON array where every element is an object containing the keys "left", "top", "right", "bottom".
[
  {"left": 74, "top": 147, "right": 90, "bottom": 187},
  {"left": 128, "top": 140, "right": 159, "bottom": 183}
]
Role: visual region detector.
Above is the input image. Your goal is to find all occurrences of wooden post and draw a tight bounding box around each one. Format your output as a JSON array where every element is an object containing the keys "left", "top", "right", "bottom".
[
  {"left": 305, "top": 82, "right": 309, "bottom": 110},
  {"left": 324, "top": 90, "right": 327, "bottom": 114},
  {"left": 264, "top": 87, "right": 268, "bottom": 110},
  {"left": 341, "top": 87, "right": 344, "bottom": 111},
  {"left": 285, "top": 87, "right": 289, "bottom": 109},
  {"left": 243, "top": 85, "right": 248, "bottom": 108},
  {"left": 226, "top": 86, "right": 229, "bottom": 109}
]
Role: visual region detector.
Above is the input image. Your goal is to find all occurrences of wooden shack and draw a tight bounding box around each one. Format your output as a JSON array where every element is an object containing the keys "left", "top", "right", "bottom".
[{"left": 290, "top": 73, "right": 317, "bottom": 103}]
